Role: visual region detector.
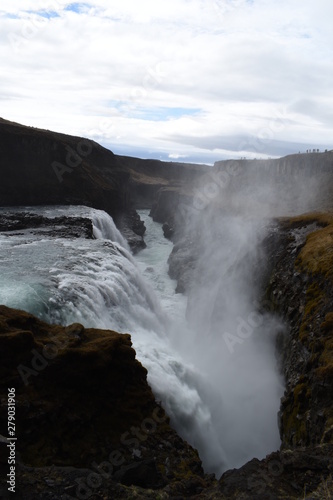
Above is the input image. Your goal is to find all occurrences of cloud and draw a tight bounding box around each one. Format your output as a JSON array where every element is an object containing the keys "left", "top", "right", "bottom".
[{"left": 1, "top": 0, "right": 333, "bottom": 163}]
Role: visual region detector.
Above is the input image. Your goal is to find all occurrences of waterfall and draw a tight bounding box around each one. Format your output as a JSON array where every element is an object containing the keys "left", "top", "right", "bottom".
[
  {"left": 0, "top": 205, "right": 284, "bottom": 477},
  {"left": 90, "top": 209, "right": 129, "bottom": 248}
]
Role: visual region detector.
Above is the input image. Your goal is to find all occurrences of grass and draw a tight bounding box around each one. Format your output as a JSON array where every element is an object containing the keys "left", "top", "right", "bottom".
[
  {"left": 301, "top": 474, "right": 333, "bottom": 499},
  {"left": 285, "top": 212, "right": 333, "bottom": 281}
]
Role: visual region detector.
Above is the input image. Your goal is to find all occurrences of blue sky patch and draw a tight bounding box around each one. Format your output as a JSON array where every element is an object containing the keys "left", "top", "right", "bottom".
[
  {"left": 132, "top": 106, "right": 201, "bottom": 122},
  {"left": 107, "top": 101, "right": 202, "bottom": 122},
  {"left": 4, "top": 10, "right": 60, "bottom": 20},
  {"left": 36, "top": 11, "right": 60, "bottom": 19},
  {"left": 65, "top": 3, "right": 92, "bottom": 14},
  {"left": 23, "top": 10, "right": 60, "bottom": 19},
  {"left": 3, "top": 13, "right": 20, "bottom": 19}
]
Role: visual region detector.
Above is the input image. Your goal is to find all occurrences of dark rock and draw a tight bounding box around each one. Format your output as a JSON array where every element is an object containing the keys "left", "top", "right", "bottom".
[
  {"left": 150, "top": 187, "right": 182, "bottom": 223},
  {"left": 0, "top": 212, "right": 94, "bottom": 239},
  {"left": 162, "top": 221, "right": 175, "bottom": 240},
  {"left": 264, "top": 214, "right": 333, "bottom": 449},
  {"left": 120, "top": 155, "right": 210, "bottom": 209},
  {"left": 114, "top": 459, "right": 163, "bottom": 489},
  {"left": 0, "top": 305, "right": 207, "bottom": 498},
  {"left": 219, "top": 445, "right": 333, "bottom": 499},
  {"left": 167, "top": 234, "right": 200, "bottom": 294},
  {"left": 114, "top": 209, "right": 147, "bottom": 253}
]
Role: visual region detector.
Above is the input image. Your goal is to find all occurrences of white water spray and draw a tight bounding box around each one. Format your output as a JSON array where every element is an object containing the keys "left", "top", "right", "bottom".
[{"left": 0, "top": 205, "right": 284, "bottom": 477}]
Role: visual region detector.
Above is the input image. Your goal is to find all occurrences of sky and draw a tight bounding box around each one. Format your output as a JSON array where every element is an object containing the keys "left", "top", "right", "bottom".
[{"left": 1, "top": 0, "right": 333, "bottom": 164}]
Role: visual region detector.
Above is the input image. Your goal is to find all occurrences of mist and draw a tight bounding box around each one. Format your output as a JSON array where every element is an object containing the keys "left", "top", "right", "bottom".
[{"left": 154, "top": 158, "right": 331, "bottom": 475}]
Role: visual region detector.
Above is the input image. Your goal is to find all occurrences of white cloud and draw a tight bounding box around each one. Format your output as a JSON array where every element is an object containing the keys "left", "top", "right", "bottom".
[{"left": 0, "top": 0, "right": 332, "bottom": 162}]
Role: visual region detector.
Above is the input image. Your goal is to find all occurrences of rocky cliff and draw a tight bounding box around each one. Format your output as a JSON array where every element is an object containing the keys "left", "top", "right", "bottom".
[
  {"left": 266, "top": 213, "right": 333, "bottom": 449},
  {"left": 0, "top": 305, "right": 210, "bottom": 499}
]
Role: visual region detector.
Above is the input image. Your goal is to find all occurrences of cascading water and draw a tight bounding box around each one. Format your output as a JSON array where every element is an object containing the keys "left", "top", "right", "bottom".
[{"left": 0, "top": 205, "right": 284, "bottom": 477}]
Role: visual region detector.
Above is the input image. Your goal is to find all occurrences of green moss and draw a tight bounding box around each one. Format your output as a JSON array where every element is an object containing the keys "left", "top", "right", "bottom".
[
  {"left": 288, "top": 212, "right": 333, "bottom": 281},
  {"left": 282, "top": 383, "right": 310, "bottom": 445},
  {"left": 173, "top": 459, "right": 197, "bottom": 481},
  {"left": 299, "top": 283, "right": 325, "bottom": 343},
  {"left": 316, "top": 314, "right": 333, "bottom": 380}
]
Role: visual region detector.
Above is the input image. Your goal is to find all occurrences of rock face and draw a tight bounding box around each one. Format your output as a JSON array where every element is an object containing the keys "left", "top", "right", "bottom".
[
  {"left": 119, "top": 155, "right": 210, "bottom": 209},
  {"left": 168, "top": 234, "right": 199, "bottom": 293},
  {"left": 0, "top": 305, "right": 208, "bottom": 499},
  {"left": 0, "top": 211, "right": 94, "bottom": 239},
  {"left": 113, "top": 209, "right": 147, "bottom": 253},
  {"left": 265, "top": 213, "right": 333, "bottom": 449},
  {"left": 218, "top": 445, "right": 333, "bottom": 499}
]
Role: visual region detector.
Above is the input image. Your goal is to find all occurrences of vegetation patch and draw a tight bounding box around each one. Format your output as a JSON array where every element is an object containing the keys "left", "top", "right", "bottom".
[
  {"left": 282, "top": 382, "right": 310, "bottom": 446},
  {"left": 284, "top": 212, "right": 333, "bottom": 280}
]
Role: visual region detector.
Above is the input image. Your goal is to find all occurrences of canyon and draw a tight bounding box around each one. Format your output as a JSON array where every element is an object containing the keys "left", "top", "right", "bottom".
[{"left": 0, "top": 119, "right": 332, "bottom": 499}]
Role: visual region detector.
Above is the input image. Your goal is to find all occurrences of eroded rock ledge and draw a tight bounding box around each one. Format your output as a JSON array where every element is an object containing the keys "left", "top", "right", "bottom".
[
  {"left": 0, "top": 212, "right": 94, "bottom": 239},
  {"left": 0, "top": 305, "right": 208, "bottom": 499}
]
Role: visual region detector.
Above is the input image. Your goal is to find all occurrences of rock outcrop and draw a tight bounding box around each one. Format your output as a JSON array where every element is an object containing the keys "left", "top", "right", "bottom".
[
  {"left": 113, "top": 209, "right": 147, "bottom": 253},
  {"left": 265, "top": 213, "right": 333, "bottom": 449},
  {"left": 0, "top": 305, "right": 209, "bottom": 499},
  {"left": 0, "top": 211, "right": 94, "bottom": 239}
]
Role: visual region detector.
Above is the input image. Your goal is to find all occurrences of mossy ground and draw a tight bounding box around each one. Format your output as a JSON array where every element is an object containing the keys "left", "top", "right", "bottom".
[{"left": 295, "top": 214, "right": 333, "bottom": 280}]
